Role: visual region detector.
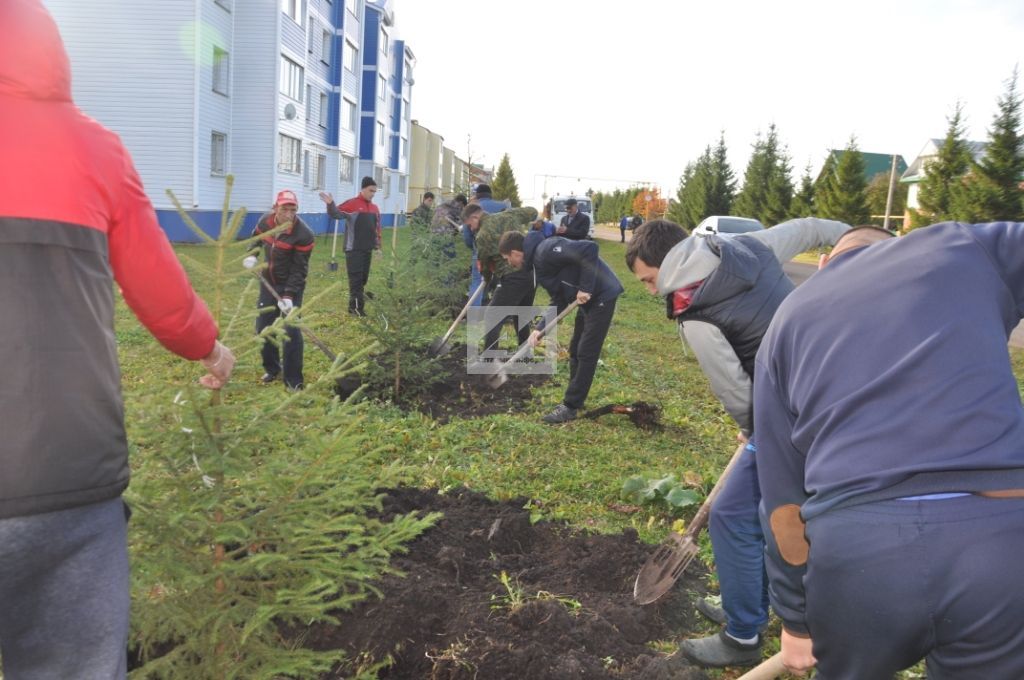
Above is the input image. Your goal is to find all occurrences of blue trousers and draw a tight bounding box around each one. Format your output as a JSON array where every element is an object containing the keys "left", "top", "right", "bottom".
[
  {"left": 707, "top": 442, "right": 769, "bottom": 639},
  {"left": 0, "top": 498, "right": 129, "bottom": 679},
  {"left": 469, "top": 261, "right": 484, "bottom": 307},
  {"left": 804, "top": 495, "right": 1024, "bottom": 679}
]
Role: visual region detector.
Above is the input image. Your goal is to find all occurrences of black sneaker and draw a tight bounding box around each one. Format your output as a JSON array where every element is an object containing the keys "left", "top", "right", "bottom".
[
  {"left": 261, "top": 372, "right": 279, "bottom": 384},
  {"left": 542, "top": 404, "right": 577, "bottom": 424},
  {"left": 678, "top": 630, "right": 761, "bottom": 668}
]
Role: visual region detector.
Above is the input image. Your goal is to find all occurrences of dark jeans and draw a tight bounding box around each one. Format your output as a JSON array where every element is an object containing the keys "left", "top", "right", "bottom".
[
  {"left": 0, "top": 498, "right": 129, "bottom": 679},
  {"left": 803, "top": 495, "right": 1024, "bottom": 679},
  {"left": 255, "top": 285, "right": 304, "bottom": 388},
  {"left": 563, "top": 297, "right": 616, "bottom": 410},
  {"left": 345, "top": 249, "right": 372, "bottom": 313},
  {"left": 483, "top": 270, "right": 536, "bottom": 353},
  {"left": 708, "top": 442, "right": 769, "bottom": 640},
  {"left": 620, "top": 227, "right": 626, "bottom": 242}
]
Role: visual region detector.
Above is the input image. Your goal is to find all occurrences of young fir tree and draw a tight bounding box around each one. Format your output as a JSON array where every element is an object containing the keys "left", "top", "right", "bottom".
[
  {"left": 951, "top": 67, "right": 1024, "bottom": 222},
  {"left": 734, "top": 124, "right": 793, "bottom": 225},
  {"left": 864, "top": 170, "right": 908, "bottom": 226},
  {"left": 789, "top": 163, "right": 816, "bottom": 218},
  {"left": 667, "top": 163, "right": 695, "bottom": 226},
  {"left": 816, "top": 137, "right": 870, "bottom": 225},
  {"left": 679, "top": 149, "right": 715, "bottom": 229},
  {"left": 909, "top": 101, "right": 972, "bottom": 229},
  {"left": 707, "top": 132, "right": 737, "bottom": 217},
  {"left": 491, "top": 153, "right": 523, "bottom": 207},
  {"left": 130, "top": 177, "right": 440, "bottom": 679}
]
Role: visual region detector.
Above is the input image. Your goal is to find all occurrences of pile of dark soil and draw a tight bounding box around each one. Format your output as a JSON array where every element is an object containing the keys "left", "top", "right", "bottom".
[
  {"left": 307, "top": 487, "right": 712, "bottom": 680},
  {"left": 337, "top": 347, "right": 550, "bottom": 422}
]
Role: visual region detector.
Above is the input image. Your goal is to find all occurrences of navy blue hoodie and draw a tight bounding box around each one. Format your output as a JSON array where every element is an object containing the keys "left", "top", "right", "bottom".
[{"left": 523, "top": 232, "right": 623, "bottom": 311}]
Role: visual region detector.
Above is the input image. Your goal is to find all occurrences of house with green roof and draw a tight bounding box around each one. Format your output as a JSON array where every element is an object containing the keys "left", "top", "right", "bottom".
[{"left": 816, "top": 150, "right": 908, "bottom": 185}]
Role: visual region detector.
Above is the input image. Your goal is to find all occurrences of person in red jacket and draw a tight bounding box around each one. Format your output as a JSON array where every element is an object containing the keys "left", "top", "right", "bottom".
[
  {"left": 0, "top": 1, "right": 234, "bottom": 677},
  {"left": 319, "top": 176, "right": 382, "bottom": 315},
  {"left": 244, "top": 189, "right": 315, "bottom": 389}
]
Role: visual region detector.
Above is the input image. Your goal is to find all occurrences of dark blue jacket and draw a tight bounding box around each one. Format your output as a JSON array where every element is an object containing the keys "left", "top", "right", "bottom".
[{"left": 523, "top": 232, "right": 623, "bottom": 311}]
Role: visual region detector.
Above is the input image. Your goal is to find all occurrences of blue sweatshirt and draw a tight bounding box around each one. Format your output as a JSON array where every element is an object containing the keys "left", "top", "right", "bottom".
[{"left": 754, "top": 221, "right": 1024, "bottom": 635}]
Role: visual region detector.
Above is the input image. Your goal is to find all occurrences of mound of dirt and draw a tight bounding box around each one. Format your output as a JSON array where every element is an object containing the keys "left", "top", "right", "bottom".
[
  {"left": 306, "top": 487, "right": 712, "bottom": 679},
  {"left": 336, "top": 347, "right": 551, "bottom": 422}
]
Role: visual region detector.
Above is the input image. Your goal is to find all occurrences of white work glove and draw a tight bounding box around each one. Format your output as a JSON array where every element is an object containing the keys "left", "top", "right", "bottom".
[
  {"left": 277, "top": 297, "right": 294, "bottom": 314},
  {"left": 242, "top": 255, "right": 258, "bottom": 269},
  {"left": 198, "top": 340, "right": 236, "bottom": 390}
]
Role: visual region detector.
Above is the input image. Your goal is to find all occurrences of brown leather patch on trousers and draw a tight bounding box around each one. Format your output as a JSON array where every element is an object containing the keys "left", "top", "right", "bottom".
[
  {"left": 978, "top": 489, "right": 1024, "bottom": 498},
  {"left": 770, "top": 504, "right": 809, "bottom": 566}
]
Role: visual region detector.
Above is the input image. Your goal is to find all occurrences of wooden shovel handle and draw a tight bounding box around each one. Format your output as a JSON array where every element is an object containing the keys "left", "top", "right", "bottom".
[
  {"left": 683, "top": 441, "right": 749, "bottom": 539},
  {"left": 736, "top": 652, "right": 785, "bottom": 680},
  {"left": 438, "top": 280, "right": 487, "bottom": 346}
]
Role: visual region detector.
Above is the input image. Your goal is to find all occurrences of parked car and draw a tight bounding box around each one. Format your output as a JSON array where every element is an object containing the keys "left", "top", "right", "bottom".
[{"left": 693, "top": 215, "right": 765, "bottom": 236}]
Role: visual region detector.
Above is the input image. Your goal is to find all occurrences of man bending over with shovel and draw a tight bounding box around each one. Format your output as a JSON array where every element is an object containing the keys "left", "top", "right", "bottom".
[
  {"left": 498, "top": 230, "right": 623, "bottom": 424},
  {"left": 625, "top": 216, "right": 850, "bottom": 668}
]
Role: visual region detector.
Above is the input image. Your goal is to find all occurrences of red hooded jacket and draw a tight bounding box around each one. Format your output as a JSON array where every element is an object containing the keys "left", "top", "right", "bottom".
[{"left": 0, "top": 0, "right": 218, "bottom": 518}]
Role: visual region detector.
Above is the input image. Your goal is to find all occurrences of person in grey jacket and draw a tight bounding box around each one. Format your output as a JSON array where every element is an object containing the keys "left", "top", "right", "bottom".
[{"left": 625, "top": 216, "right": 850, "bottom": 668}]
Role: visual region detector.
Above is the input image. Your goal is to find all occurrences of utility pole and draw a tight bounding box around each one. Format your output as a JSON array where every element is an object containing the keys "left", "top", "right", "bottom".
[{"left": 883, "top": 154, "right": 898, "bottom": 231}]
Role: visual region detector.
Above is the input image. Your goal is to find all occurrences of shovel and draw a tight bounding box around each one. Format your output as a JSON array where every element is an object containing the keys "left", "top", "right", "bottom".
[
  {"left": 633, "top": 441, "right": 748, "bottom": 604},
  {"left": 736, "top": 652, "right": 786, "bottom": 680},
  {"left": 486, "top": 301, "right": 579, "bottom": 390},
  {"left": 254, "top": 274, "right": 338, "bottom": 362},
  {"left": 428, "top": 280, "right": 487, "bottom": 357}
]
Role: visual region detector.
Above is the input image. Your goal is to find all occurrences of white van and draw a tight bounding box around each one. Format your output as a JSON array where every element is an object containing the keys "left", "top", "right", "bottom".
[
  {"left": 547, "top": 195, "right": 596, "bottom": 239},
  {"left": 694, "top": 215, "right": 765, "bottom": 237}
]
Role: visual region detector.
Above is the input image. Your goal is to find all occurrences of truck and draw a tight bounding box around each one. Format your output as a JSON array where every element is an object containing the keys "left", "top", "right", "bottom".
[{"left": 545, "top": 195, "right": 596, "bottom": 239}]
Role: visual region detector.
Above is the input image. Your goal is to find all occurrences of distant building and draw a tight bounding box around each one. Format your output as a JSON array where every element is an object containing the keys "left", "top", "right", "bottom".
[
  {"left": 900, "top": 138, "right": 989, "bottom": 214},
  {"left": 816, "top": 150, "right": 908, "bottom": 186},
  {"left": 44, "top": 0, "right": 414, "bottom": 240}
]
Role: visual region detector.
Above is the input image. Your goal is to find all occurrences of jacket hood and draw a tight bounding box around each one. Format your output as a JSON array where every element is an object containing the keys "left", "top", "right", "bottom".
[
  {"left": 1, "top": 0, "right": 72, "bottom": 102},
  {"left": 522, "top": 229, "right": 545, "bottom": 267},
  {"left": 657, "top": 235, "right": 761, "bottom": 303}
]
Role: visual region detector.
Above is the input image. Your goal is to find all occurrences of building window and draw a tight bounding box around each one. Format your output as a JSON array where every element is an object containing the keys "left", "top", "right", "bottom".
[
  {"left": 211, "top": 132, "right": 226, "bottom": 175},
  {"left": 215, "top": 0, "right": 231, "bottom": 10},
  {"left": 378, "top": 74, "right": 386, "bottom": 101},
  {"left": 377, "top": 121, "right": 385, "bottom": 147},
  {"left": 380, "top": 29, "right": 389, "bottom": 56},
  {"left": 303, "top": 149, "right": 311, "bottom": 185},
  {"left": 340, "top": 154, "right": 354, "bottom": 183},
  {"left": 345, "top": 0, "right": 356, "bottom": 15},
  {"left": 342, "top": 98, "right": 356, "bottom": 131},
  {"left": 278, "top": 134, "right": 301, "bottom": 173},
  {"left": 212, "top": 47, "right": 229, "bottom": 95},
  {"left": 315, "top": 153, "right": 327, "bottom": 190},
  {"left": 280, "top": 56, "right": 304, "bottom": 101},
  {"left": 399, "top": 175, "right": 407, "bottom": 193},
  {"left": 403, "top": 97, "right": 410, "bottom": 122},
  {"left": 343, "top": 40, "right": 357, "bottom": 72},
  {"left": 321, "top": 30, "right": 331, "bottom": 64},
  {"left": 318, "top": 92, "right": 329, "bottom": 128},
  {"left": 282, "top": 0, "right": 302, "bottom": 25},
  {"left": 305, "top": 85, "right": 312, "bottom": 120},
  {"left": 374, "top": 167, "right": 386, "bottom": 196}
]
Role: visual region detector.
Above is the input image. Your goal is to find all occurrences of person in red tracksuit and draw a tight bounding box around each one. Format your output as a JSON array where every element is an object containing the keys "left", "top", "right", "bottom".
[
  {"left": 244, "top": 189, "right": 315, "bottom": 389},
  {"left": 319, "top": 176, "right": 382, "bottom": 315},
  {"left": 0, "top": 2, "right": 235, "bottom": 677}
]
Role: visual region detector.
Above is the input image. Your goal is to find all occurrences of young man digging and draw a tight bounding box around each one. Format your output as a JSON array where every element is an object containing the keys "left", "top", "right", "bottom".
[
  {"left": 625, "top": 216, "right": 850, "bottom": 668},
  {"left": 498, "top": 230, "right": 623, "bottom": 424}
]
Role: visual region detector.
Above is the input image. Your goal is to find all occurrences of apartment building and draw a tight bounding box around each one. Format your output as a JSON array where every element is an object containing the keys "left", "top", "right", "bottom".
[{"left": 43, "top": 0, "right": 413, "bottom": 240}]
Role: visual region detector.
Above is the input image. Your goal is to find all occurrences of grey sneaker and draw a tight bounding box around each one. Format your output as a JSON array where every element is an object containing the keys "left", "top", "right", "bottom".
[
  {"left": 542, "top": 404, "right": 577, "bottom": 424},
  {"left": 678, "top": 630, "right": 761, "bottom": 668},
  {"left": 695, "top": 597, "right": 770, "bottom": 633}
]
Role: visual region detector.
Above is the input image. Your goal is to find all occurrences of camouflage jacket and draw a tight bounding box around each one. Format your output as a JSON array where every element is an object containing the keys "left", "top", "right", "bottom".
[
  {"left": 410, "top": 203, "right": 433, "bottom": 228},
  {"left": 430, "top": 200, "right": 464, "bottom": 236},
  {"left": 475, "top": 206, "right": 538, "bottom": 282}
]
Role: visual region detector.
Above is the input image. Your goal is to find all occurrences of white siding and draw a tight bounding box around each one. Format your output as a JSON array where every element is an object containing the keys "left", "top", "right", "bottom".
[
  {"left": 231, "top": 0, "right": 279, "bottom": 213},
  {"left": 197, "top": 0, "right": 235, "bottom": 207},
  {"left": 44, "top": 0, "right": 196, "bottom": 209}
]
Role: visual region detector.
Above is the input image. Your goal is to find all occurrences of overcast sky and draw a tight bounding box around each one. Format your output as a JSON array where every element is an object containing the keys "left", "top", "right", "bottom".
[{"left": 392, "top": 0, "right": 1023, "bottom": 208}]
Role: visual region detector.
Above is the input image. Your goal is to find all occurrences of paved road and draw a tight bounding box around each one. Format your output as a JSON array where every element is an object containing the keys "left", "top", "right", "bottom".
[{"left": 593, "top": 224, "right": 1024, "bottom": 350}]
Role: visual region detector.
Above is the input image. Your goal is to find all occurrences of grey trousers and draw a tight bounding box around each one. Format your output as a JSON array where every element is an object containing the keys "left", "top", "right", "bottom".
[{"left": 0, "top": 497, "right": 129, "bottom": 679}]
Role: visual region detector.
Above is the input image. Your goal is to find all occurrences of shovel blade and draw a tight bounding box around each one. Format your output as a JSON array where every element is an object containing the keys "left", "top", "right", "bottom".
[
  {"left": 486, "top": 369, "right": 509, "bottom": 390},
  {"left": 427, "top": 337, "right": 451, "bottom": 358},
  {"left": 633, "top": 533, "right": 700, "bottom": 604}
]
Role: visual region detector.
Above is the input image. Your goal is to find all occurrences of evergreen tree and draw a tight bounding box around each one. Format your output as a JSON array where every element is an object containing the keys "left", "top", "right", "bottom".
[
  {"left": 789, "top": 163, "right": 816, "bottom": 217},
  {"left": 951, "top": 67, "right": 1024, "bottom": 222},
  {"left": 910, "top": 101, "right": 972, "bottom": 228},
  {"left": 734, "top": 124, "right": 793, "bottom": 225},
  {"left": 707, "top": 133, "right": 737, "bottom": 216},
  {"left": 816, "top": 137, "right": 870, "bottom": 225},
  {"left": 667, "top": 163, "right": 695, "bottom": 226},
  {"left": 491, "top": 153, "right": 522, "bottom": 207},
  {"left": 865, "top": 170, "right": 908, "bottom": 226},
  {"left": 679, "top": 148, "right": 715, "bottom": 229}
]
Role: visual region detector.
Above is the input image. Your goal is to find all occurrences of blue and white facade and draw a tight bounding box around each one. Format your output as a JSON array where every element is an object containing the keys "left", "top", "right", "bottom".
[{"left": 43, "top": 0, "right": 413, "bottom": 241}]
